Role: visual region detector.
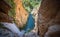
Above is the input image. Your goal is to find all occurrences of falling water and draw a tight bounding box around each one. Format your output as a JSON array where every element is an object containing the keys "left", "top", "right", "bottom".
[
  {"left": 0, "top": 22, "right": 39, "bottom": 37},
  {"left": 0, "top": 22, "right": 25, "bottom": 36}
]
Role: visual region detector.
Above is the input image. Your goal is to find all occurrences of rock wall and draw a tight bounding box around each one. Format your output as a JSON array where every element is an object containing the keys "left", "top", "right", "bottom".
[
  {"left": 38, "top": 0, "right": 60, "bottom": 37},
  {"left": 0, "top": 0, "right": 11, "bottom": 15},
  {"left": 31, "top": 4, "right": 40, "bottom": 33},
  {"left": 0, "top": 0, "right": 12, "bottom": 23},
  {"left": 0, "top": 12, "right": 13, "bottom": 23},
  {"left": 14, "top": 0, "right": 29, "bottom": 28}
]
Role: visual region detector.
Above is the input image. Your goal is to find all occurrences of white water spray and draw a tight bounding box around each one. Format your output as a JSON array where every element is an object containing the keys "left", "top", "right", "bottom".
[{"left": 0, "top": 22, "right": 25, "bottom": 36}]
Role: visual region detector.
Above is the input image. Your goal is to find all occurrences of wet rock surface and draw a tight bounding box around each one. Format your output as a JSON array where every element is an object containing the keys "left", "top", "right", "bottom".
[
  {"left": 0, "top": 28, "right": 19, "bottom": 37},
  {"left": 0, "top": 29, "right": 39, "bottom": 37},
  {"left": 0, "top": 23, "right": 39, "bottom": 37}
]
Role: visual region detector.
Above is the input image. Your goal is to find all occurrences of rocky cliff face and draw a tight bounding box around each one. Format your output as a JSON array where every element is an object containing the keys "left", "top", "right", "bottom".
[
  {"left": 0, "top": 12, "right": 13, "bottom": 23},
  {"left": 38, "top": 0, "right": 60, "bottom": 37},
  {"left": 14, "top": 0, "right": 29, "bottom": 28}
]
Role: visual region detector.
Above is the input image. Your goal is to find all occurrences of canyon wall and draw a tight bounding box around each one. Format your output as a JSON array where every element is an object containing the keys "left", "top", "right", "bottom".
[
  {"left": 38, "top": 0, "right": 60, "bottom": 37},
  {"left": 14, "top": 0, "right": 29, "bottom": 28}
]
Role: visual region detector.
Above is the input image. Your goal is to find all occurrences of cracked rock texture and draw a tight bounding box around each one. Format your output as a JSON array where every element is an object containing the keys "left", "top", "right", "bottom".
[{"left": 38, "top": 0, "right": 60, "bottom": 37}]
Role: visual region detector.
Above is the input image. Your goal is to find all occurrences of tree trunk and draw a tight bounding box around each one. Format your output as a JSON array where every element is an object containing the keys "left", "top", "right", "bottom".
[{"left": 38, "top": 0, "right": 60, "bottom": 37}]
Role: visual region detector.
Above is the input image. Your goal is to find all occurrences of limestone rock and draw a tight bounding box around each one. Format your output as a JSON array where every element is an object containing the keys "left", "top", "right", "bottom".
[
  {"left": 38, "top": 0, "right": 60, "bottom": 37},
  {"left": 14, "top": 0, "right": 29, "bottom": 28}
]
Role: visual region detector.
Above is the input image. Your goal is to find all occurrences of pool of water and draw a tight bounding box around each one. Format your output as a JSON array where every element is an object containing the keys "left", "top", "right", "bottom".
[{"left": 23, "top": 14, "right": 35, "bottom": 32}]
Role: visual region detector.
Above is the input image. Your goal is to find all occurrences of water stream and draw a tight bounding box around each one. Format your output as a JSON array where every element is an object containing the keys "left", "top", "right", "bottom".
[{"left": 0, "top": 14, "right": 37, "bottom": 37}]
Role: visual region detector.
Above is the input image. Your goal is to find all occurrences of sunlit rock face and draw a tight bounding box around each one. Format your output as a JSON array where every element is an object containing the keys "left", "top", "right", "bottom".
[
  {"left": 38, "top": 0, "right": 60, "bottom": 37},
  {"left": 31, "top": 5, "right": 40, "bottom": 33},
  {"left": 14, "top": 0, "right": 29, "bottom": 28}
]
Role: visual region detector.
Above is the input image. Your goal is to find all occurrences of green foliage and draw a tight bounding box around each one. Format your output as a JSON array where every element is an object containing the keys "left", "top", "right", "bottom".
[{"left": 22, "top": 0, "right": 41, "bottom": 13}]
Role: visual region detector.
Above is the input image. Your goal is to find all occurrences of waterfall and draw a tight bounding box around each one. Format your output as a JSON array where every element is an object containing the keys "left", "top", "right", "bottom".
[
  {"left": 0, "top": 22, "right": 25, "bottom": 36},
  {"left": 0, "top": 22, "right": 39, "bottom": 37}
]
